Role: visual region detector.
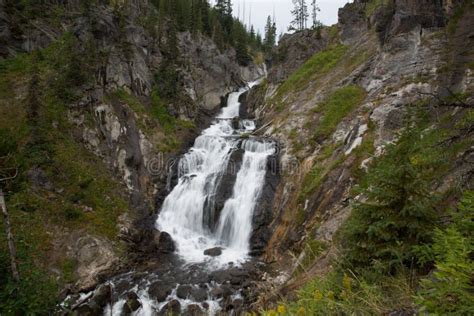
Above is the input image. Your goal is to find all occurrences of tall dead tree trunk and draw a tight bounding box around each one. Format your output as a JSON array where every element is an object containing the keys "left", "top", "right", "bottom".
[{"left": 0, "top": 187, "right": 20, "bottom": 282}]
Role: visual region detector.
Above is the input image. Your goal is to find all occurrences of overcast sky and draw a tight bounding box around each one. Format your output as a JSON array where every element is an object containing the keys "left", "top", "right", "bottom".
[{"left": 212, "top": 0, "right": 351, "bottom": 37}]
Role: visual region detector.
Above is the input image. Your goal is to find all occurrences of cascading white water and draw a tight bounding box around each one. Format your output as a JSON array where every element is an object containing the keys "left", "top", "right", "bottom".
[
  {"left": 156, "top": 79, "right": 273, "bottom": 266},
  {"left": 215, "top": 139, "right": 274, "bottom": 251}
]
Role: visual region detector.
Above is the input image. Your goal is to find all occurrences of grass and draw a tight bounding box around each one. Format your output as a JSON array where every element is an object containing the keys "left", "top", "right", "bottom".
[
  {"left": 294, "top": 239, "right": 328, "bottom": 275},
  {"left": 112, "top": 88, "right": 147, "bottom": 114},
  {"left": 151, "top": 90, "right": 177, "bottom": 133},
  {"left": 298, "top": 142, "right": 344, "bottom": 205},
  {"left": 266, "top": 269, "right": 415, "bottom": 316},
  {"left": 312, "top": 85, "right": 366, "bottom": 141},
  {"left": 275, "top": 45, "right": 348, "bottom": 100}
]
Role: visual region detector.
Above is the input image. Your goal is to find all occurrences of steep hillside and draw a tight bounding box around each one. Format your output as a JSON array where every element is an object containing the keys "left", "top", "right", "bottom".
[
  {"left": 0, "top": 0, "right": 263, "bottom": 312},
  {"left": 247, "top": 0, "right": 473, "bottom": 314}
]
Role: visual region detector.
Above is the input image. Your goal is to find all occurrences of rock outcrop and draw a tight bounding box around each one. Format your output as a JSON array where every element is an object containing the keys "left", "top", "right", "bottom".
[{"left": 268, "top": 29, "right": 330, "bottom": 84}]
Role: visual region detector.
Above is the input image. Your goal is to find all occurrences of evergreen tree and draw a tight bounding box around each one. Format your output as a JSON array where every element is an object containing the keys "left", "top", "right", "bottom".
[
  {"left": 233, "top": 22, "right": 251, "bottom": 66},
  {"left": 416, "top": 191, "right": 474, "bottom": 315},
  {"left": 256, "top": 31, "right": 263, "bottom": 47},
  {"left": 263, "top": 15, "right": 276, "bottom": 53},
  {"left": 342, "top": 116, "right": 443, "bottom": 273}
]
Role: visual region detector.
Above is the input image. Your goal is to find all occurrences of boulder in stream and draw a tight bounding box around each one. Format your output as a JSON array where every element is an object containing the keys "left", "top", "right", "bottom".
[
  {"left": 160, "top": 299, "right": 181, "bottom": 315},
  {"left": 191, "top": 287, "right": 208, "bottom": 302},
  {"left": 122, "top": 292, "right": 141, "bottom": 314},
  {"left": 184, "top": 304, "right": 205, "bottom": 316},
  {"left": 148, "top": 283, "right": 172, "bottom": 302},
  {"left": 203, "top": 247, "right": 223, "bottom": 257},
  {"left": 176, "top": 284, "right": 192, "bottom": 299},
  {"left": 157, "top": 232, "right": 175, "bottom": 253}
]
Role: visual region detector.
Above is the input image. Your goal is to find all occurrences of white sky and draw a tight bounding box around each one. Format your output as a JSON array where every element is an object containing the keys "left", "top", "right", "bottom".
[{"left": 212, "top": 0, "right": 351, "bottom": 37}]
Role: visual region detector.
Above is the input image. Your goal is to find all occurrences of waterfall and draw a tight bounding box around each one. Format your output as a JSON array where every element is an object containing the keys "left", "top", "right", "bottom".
[
  {"left": 156, "top": 79, "right": 273, "bottom": 266},
  {"left": 62, "top": 79, "right": 274, "bottom": 316}
]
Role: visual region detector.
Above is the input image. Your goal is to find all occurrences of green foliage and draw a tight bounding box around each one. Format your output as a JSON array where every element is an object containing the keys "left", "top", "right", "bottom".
[
  {"left": 416, "top": 191, "right": 474, "bottom": 315},
  {"left": 263, "top": 15, "right": 277, "bottom": 54},
  {"left": 0, "top": 251, "right": 58, "bottom": 315},
  {"left": 154, "top": 62, "right": 179, "bottom": 101},
  {"left": 151, "top": 89, "right": 176, "bottom": 133},
  {"left": 112, "top": 89, "right": 146, "bottom": 114},
  {"left": 295, "top": 239, "right": 328, "bottom": 275},
  {"left": 150, "top": 0, "right": 262, "bottom": 54},
  {"left": 267, "top": 270, "right": 414, "bottom": 315},
  {"left": 341, "top": 117, "right": 444, "bottom": 273},
  {"left": 234, "top": 21, "right": 252, "bottom": 66},
  {"left": 39, "top": 33, "right": 96, "bottom": 103},
  {"left": 276, "top": 45, "right": 348, "bottom": 98},
  {"left": 312, "top": 85, "right": 366, "bottom": 141}
]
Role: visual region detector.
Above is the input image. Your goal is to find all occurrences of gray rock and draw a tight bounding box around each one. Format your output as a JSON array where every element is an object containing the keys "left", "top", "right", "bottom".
[
  {"left": 91, "top": 284, "right": 111, "bottom": 308},
  {"left": 121, "top": 292, "right": 141, "bottom": 315},
  {"left": 157, "top": 232, "right": 175, "bottom": 254},
  {"left": 176, "top": 285, "right": 192, "bottom": 299},
  {"left": 148, "top": 283, "right": 172, "bottom": 302},
  {"left": 203, "top": 247, "right": 223, "bottom": 257},
  {"left": 268, "top": 29, "right": 329, "bottom": 83},
  {"left": 190, "top": 287, "right": 208, "bottom": 302},
  {"left": 69, "top": 234, "right": 119, "bottom": 291},
  {"left": 210, "top": 285, "right": 232, "bottom": 299}
]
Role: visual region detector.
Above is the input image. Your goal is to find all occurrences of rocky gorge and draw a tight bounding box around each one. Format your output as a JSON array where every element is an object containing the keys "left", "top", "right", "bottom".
[{"left": 0, "top": 0, "right": 473, "bottom": 315}]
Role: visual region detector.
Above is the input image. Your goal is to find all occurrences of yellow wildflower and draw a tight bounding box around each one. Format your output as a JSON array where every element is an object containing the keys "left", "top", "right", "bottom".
[
  {"left": 313, "top": 289, "right": 323, "bottom": 301},
  {"left": 327, "top": 290, "right": 335, "bottom": 300},
  {"left": 297, "top": 307, "right": 306, "bottom": 315},
  {"left": 342, "top": 274, "right": 352, "bottom": 292},
  {"left": 277, "top": 305, "right": 286, "bottom": 314}
]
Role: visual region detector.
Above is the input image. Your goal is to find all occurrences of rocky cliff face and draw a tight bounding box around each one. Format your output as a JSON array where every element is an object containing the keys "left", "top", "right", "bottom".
[{"left": 247, "top": 0, "right": 473, "bottom": 303}]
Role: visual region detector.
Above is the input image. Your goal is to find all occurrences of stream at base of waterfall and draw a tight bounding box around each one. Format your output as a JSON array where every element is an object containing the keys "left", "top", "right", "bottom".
[{"left": 62, "top": 79, "right": 276, "bottom": 315}]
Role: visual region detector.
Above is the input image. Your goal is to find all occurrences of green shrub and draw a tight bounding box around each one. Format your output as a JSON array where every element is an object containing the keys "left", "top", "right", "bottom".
[
  {"left": 0, "top": 249, "right": 58, "bottom": 315},
  {"left": 151, "top": 89, "right": 176, "bottom": 133},
  {"left": 154, "top": 63, "right": 179, "bottom": 100},
  {"left": 416, "top": 191, "right": 474, "bottom": 315}
]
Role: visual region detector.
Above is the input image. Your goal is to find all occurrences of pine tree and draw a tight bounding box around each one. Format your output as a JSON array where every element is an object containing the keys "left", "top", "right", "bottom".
[
  {"left": 415, "top": 191, "right": 474, "bottom": 314},
  {"left": 264, "top": 15, "right": 276, "bottom": 54},
  {"left": 234, "top": 22, "right": 251, "bottom": 66},
  {"left": 342, "top": 117, "right": 443, "bottom": 273}
]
